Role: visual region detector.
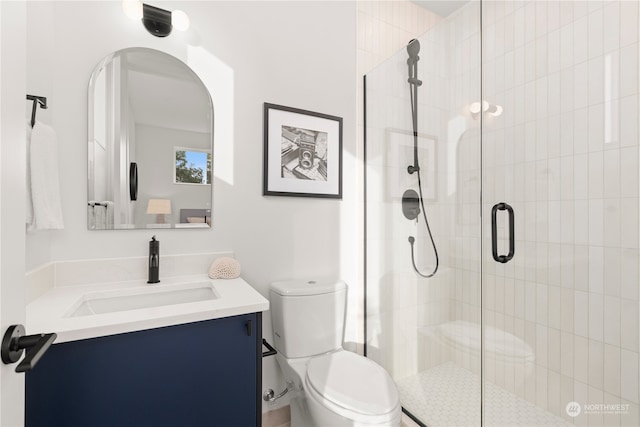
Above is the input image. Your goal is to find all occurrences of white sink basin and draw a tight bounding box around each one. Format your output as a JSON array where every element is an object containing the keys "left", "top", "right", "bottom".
[{"left": 66, "top": 281, "right": 219, "bottom": 317}]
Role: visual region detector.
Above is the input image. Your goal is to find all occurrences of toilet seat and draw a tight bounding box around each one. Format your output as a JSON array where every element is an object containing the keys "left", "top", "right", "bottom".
[{"left": 305, "top": 351, "right": 400, "bottom": 424}]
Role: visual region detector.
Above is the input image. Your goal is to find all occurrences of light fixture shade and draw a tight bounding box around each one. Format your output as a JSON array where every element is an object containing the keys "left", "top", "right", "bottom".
[
  {"left": 470, "top": 100, "right": 503, "bottom": 119},
  {"left": 122, "top": 0, "right": 143, "bottom": 20},
  {"left": 489, "top": 105, "right": 503, "bottom": 117},
  {"left": 469, "top": 102, "right": 482, "bottom": 115},
  {"left": 146, "top": 199, "right": 172, "bottom": 215},
  {"left": 172, "top": 10, "right": 190, "bottom": 31}
]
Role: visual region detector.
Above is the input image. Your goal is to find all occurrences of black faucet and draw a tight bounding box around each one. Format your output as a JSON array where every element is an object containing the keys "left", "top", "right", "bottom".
[{"left": 147, "top": 235, "right": 160, "bottom": 284}]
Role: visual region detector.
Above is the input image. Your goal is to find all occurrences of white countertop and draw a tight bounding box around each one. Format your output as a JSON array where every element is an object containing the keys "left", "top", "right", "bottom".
[{"left": 27, "top": 275, "right": 269, "bottom": 343}]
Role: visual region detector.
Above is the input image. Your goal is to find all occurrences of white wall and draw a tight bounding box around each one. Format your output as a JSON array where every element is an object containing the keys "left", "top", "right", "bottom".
[{"left": 25, "top": 0, "right": 356, "bottom": 411}]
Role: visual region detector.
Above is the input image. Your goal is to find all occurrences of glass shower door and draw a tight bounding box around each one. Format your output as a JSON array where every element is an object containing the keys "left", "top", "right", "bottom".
[
  {"left": 364, "top": 1, "right": 483, "bottom": 425},
  {"left": 366, "top": 1, "right": 640, "bottom": 426},
  {"left": 481, "top": 1, "right": 640, "bottom": 426}
]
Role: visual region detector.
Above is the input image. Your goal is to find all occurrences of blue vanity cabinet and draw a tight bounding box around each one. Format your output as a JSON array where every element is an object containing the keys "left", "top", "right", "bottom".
[{"left": 26, "top": 312, "right": 262, "bottom": 427}]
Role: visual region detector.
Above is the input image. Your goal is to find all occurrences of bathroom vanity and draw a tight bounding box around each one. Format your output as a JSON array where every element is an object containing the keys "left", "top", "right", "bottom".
[
  {"left": 26, "top": 313, "right": 262, "bottom": 426},
  {"left": 24, "top": 268, "right": 268, "bottom": 427}
]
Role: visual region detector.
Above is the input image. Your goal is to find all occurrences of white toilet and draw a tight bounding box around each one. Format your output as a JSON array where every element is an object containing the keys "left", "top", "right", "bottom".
[{"left": 270, "top": 279, "right": 401, "bottom": 427}]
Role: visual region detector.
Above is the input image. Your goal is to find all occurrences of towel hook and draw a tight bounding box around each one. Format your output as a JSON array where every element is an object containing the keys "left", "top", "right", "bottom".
[{"left": 26, "top": 94, "right": 48, "bottom": 128}]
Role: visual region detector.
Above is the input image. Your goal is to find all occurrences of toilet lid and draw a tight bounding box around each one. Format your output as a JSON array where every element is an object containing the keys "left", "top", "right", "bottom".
[{"left": 306, "top": 351, "right": 399, "bottom": 417}]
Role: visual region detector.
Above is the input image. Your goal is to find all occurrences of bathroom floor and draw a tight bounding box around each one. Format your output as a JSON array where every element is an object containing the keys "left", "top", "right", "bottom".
[{"left": 397, "top": 363, "right": 571, "bottom": 427}]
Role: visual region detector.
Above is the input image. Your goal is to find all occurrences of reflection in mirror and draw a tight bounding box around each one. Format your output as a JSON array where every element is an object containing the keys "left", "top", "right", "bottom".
[
  {"left": 88, "top": 47, "right": 213, "bottom": 230},
  {"left": 174, "top": 148, "right": 212, "bottom": 185}
]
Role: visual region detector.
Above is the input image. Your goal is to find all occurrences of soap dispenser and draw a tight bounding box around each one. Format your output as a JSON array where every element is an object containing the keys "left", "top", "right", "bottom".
[{"left": 147, "top": 235, "right": 160, "bottom": 284}]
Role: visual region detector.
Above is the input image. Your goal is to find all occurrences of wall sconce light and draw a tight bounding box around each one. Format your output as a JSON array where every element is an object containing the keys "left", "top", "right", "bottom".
[
  {"left": 470, "top": 100, "right": 503, "bottom": 120},
  {"left": 122, "top": 1, "right": 190, "bottom": 37},
  {"left": 146, "top": 199, "right": 172, "bottom": 224}
]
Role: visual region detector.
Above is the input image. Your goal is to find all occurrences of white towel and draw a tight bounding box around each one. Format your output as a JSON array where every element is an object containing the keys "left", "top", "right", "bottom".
[
  {"left": 87, "top": 202, "right": 96, "bottom": 229},
  {"left": 28, "top": 121, "right": 64, "bottom": 231},
  {"left": 104, "top": 201, "right": 114, "bottom": 229},
  {"left": 94, "top": 205, "right": 106, "bottom": 230}
]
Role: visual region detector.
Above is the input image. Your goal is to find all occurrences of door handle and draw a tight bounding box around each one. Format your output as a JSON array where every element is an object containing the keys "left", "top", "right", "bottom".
[
  {"left": 129, "top": 162, "right": 138, "bottom": 201},
  {"left": 491, "top": 202, "right": 514, "bottom": 263},
  {"left": 1, "top": 325, "right": 57, "bottom": 373}
]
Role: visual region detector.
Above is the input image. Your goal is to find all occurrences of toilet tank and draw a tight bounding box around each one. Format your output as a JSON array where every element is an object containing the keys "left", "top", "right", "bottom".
[{"left": 270, "top": 279, "right": 347, "bottom": 359}]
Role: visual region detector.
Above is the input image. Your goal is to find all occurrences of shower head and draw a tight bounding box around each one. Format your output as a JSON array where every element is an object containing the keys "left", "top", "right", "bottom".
[
  {"left": 406, "top": 39, "right": 422, "bottom": 86},
  {"left": 407, "top": 39, "right": 420, "bottom": 61}
]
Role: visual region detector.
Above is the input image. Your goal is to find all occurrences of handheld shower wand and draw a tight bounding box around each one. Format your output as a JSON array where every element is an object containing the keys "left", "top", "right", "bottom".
[
  {"left": 404, "top": 39, "right": 439, "bottom": 278},
  {"left": 407, "top": 39, "right": 422, "bottom": 175}
]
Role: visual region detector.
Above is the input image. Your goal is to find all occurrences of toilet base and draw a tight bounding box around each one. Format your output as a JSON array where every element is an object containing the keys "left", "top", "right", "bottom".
[
  {"left": 290, "top": 396, "right": 315, "bottom": 427},
  {"left": 290, "top": 393, "right": 402, "bottom": 427},
  {"left": 291, "top": 394, "right": 358, "bottom": 427}
]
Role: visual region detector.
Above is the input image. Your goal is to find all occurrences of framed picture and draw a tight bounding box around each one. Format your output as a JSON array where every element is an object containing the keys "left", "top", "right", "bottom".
[
  {"left": 263, "top": 103, "right": 342, "bottom": 198},
  {"left": 386, "top": 128, "right": 437, "bottom": 201}
]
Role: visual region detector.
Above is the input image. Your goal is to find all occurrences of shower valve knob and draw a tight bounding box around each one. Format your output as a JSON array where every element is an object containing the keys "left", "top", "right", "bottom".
[{"left": 407, "top": 165, "right": 420, "bottom": 174}]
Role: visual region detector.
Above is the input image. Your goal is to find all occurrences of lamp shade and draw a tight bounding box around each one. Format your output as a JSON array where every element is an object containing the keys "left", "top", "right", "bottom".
[{"left": 146, "top": 199, "right": 171, "bottom": 215}]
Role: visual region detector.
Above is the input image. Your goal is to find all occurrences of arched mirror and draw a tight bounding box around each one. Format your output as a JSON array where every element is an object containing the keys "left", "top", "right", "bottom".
[{"left": 88, "top": 47, "right": 213, "bottom": 230}]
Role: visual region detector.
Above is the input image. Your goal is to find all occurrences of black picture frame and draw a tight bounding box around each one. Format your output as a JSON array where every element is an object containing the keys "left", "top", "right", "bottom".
[{"left": 263, "top": 103, "right": 343, "bottom": 199}]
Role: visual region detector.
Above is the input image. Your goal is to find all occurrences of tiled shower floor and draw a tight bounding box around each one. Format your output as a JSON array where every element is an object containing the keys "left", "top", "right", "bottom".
[{"left": 397, "top": 363, "right": 571, "bottom": 427}]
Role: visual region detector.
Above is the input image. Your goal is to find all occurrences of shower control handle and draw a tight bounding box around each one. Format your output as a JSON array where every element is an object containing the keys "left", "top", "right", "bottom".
[{"left": 491, "top": 202, "right": 515, "bottom": 263}]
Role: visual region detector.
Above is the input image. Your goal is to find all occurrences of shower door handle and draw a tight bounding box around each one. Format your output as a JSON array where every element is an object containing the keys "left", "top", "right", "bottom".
[{"left": 491, "top": 202, "right": 514, "bottom": 263}]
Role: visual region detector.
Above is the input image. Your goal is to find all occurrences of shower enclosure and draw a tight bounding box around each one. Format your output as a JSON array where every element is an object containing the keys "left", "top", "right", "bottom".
[{"left": 364, "top": 1, "right": 640, "bottom": 426}]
